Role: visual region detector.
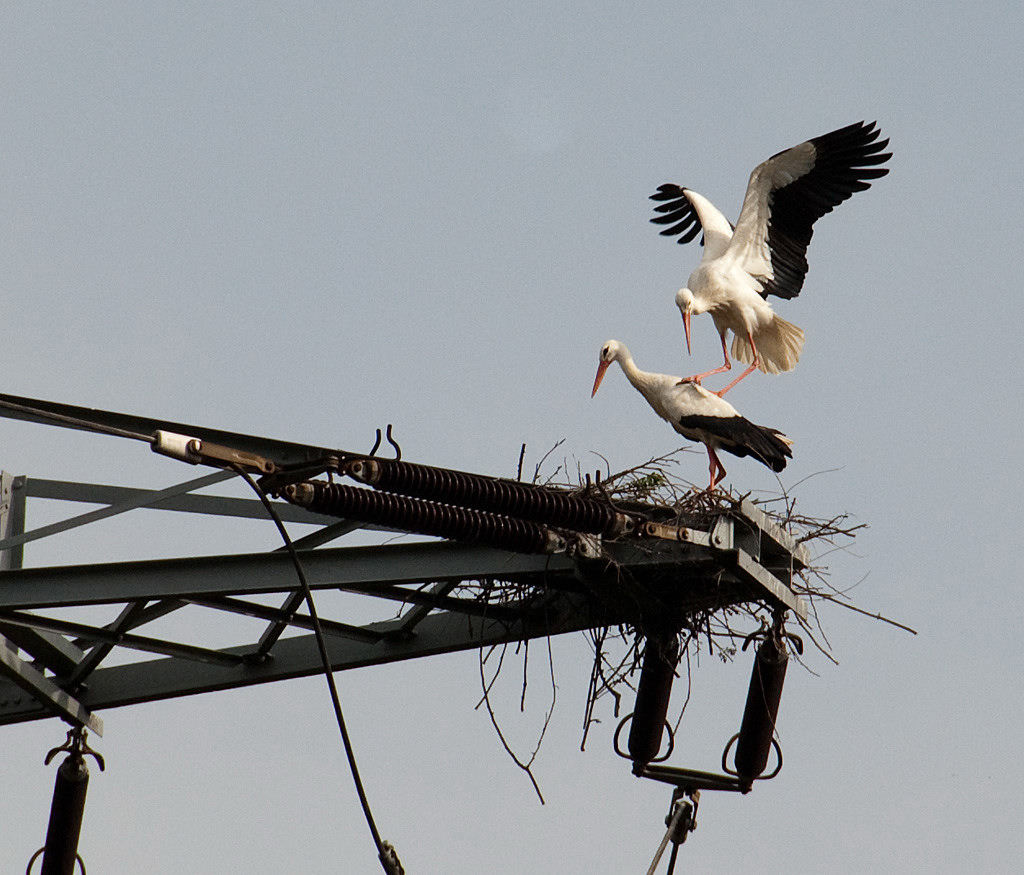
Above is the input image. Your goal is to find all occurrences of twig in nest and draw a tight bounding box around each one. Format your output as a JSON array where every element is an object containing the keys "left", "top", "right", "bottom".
[
  {"left": 581, "top": 626, "right": 638, "bottom": 751},
  {"left": 818, "top": 598, "right": 918, "bottom": 635},
  {"left": 475, "top": 635, "right": 557, "bottom": 805},
  {"left": 531, "top": 439, "right": 567, "bottom": 486}
]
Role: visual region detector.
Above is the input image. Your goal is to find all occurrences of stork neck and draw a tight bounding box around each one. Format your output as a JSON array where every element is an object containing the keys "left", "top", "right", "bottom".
[
  {"left": 683, "top": 285, "right": 712, "bottom": 315},
  {"left": 616, "top": 352, "right": 660, "bottom": 399}
]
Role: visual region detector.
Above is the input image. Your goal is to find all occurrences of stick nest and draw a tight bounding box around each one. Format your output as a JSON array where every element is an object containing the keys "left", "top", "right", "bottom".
[{"left": 441, "top": 446, "right": 910, "bottom": 800}]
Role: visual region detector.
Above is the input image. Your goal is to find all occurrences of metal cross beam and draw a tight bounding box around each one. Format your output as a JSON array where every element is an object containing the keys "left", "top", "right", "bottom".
[
  {"left": 0, "top": 531, "right": 806, "bottom": 728},
  {"left": 0, "top": 590, "right": 594, "bottom": 727}
]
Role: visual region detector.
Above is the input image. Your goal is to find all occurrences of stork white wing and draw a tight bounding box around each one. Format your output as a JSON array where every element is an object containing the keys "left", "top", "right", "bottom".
[{"left": 729, "top": 121, "right": 891, "bottom": 299}]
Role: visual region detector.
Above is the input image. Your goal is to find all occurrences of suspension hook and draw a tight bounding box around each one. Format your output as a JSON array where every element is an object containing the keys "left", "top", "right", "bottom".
[
  {"left": 741, "top": 611, "right": 803, "bottom": 656},
  {"left": 44, "top": 727, "right": 105, "bottom": 772},
  {"left": 592, "top": 469, "right": 630, "bottom": 516},
  {"left": 29, "top": 727, "right": 103, "bottom": 875},
  {"left": 770, "top": 608, "right": 804, "bottom": 655},
  {"left": 384, "top": 424, "right": 402, "bottom": 461},
  {"left": 367, "top": 424, "right": 402, "bottom": 461}
]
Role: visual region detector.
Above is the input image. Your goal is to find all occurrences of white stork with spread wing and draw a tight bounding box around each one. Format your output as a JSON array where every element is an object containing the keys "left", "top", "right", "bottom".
[{"left": 650, "top": 121, "right": 891, "bottom": 395}]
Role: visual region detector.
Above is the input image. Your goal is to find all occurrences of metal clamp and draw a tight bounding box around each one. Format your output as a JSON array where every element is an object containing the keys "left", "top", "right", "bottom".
[
  {"left": 152, "top": 431, "right": 277, "bottom": 475},
  {"left": 645, "top": 787, "right": 700, "bottom": 875}
]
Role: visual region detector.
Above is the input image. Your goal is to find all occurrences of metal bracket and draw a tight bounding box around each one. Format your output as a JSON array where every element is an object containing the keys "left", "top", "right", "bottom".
[
  {"left": 735, "top": 498, "right": 811, "bottom": 568},
  {"left": 641, "top": 521, "right": 712, "bottom": 547},
  {"left": 640, "top": 762, "right": 746, "bottom": 794},
  {"left": 705, "top": 515, "right": 808, "bottom": 619},
  {"left": 644, "top": 512, "right": 808, "bottom": 619},
  {"left": 0, "top": 471, "right": 26, "bottom": 571}
]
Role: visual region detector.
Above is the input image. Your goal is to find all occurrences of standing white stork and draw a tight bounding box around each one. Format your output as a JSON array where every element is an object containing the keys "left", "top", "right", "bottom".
[
  {"left": 650, "top": 120, "right": 891, "bottom": 396},
  {"left": 591, "top": 339, "right": 792, "bottom": 490}
]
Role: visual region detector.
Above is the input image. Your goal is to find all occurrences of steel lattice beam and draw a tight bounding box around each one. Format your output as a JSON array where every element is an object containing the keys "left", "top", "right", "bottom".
[
  {"left": 0, "top": 590, "right": 594, "bottom": 726},
  {"left": 0, "top": 540, "right": 567, "bottom": 610},
  {"left": 0, "top": 532, "right": 805, "bottom": 728}
]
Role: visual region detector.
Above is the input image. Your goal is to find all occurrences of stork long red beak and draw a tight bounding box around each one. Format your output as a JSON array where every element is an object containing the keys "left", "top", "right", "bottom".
[
  {"left": 591, "top": 359, "right": 611, "bottom": 397},
  {"left": 682, "top": 309, "right": 692, "bottom": 356}
]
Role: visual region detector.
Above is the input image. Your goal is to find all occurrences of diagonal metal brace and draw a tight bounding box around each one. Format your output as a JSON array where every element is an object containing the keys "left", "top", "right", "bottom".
[
  {"left": 0, "top": 633, "right": 102, "bottom": 734},
  {"left": 0, "top": 470, "right": 234, "bottom": 553}
]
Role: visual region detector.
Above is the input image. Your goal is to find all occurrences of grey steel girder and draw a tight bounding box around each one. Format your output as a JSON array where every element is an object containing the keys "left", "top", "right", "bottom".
[
  {"left": 0, "top": 532, "right": 807, "bottom": 728},
  {"left": 0, "top": 589, "right": 592, "bottom": 727}
]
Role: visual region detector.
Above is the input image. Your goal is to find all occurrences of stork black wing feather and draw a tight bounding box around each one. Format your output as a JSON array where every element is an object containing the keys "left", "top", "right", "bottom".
[
  {"left": 762, "top": 120, "right": 891, "bottom": 299},
  {"left": 649, "top": 185, "right": 704, "bottom": 246}
]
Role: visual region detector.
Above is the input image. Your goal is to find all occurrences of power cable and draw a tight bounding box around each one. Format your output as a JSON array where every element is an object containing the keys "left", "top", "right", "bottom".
[
  {"left": 0, "top": 397, "right": 155, "bottom": 443},
  {"left": 232, "top": 466, "right": 405, "bottom": 875}
]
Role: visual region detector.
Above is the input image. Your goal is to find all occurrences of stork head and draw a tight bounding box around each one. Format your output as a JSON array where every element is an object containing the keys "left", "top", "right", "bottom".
[
  {"left": 591, "top": 339, "right": 624, "bottom": 397},
  {"left": 675, "top": 288, "right": 695, "bottom": 355}
]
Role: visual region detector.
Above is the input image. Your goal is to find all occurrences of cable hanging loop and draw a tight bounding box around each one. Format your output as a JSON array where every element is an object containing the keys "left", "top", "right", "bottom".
[{"left": 25, "top": 846, "right": 86, "bottom": 875}]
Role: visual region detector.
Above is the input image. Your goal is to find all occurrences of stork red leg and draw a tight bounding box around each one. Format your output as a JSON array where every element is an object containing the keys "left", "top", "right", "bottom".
[
  {"left": 678, "top": 331, "right": 733, "bottom": 386},
  {"left": 706, "top": 446, "right": 727, "bottom": 491},
  {"left": 714, "top": 331, "right": 759, "bottom": 397}
]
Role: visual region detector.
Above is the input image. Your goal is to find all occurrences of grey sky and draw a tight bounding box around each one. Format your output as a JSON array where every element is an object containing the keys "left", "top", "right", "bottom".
[{"left": 1, "top": 3, "right": 1020, "bottom": 872}]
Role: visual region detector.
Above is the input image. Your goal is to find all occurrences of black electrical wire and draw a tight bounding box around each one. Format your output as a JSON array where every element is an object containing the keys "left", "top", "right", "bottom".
[
  {"left": 232, "top": 466, "right": 404, "bottom": 875},
  {"left": 0, "top": 397, "right": 156, "bottom": 444},
  {"left": 666, "top": 841, "right": 680, "bottom": 874}
]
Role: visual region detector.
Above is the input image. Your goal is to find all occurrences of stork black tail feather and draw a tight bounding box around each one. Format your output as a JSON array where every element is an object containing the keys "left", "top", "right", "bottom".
[
  {"left": 747, "top": 422, "right": 792, "bottom": 472},
  {"left": 723, "top": 419, "right": 793, "bottom": 473},
  {"left": 677, "top": 412, "right": 793, "bottom": 474}
]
